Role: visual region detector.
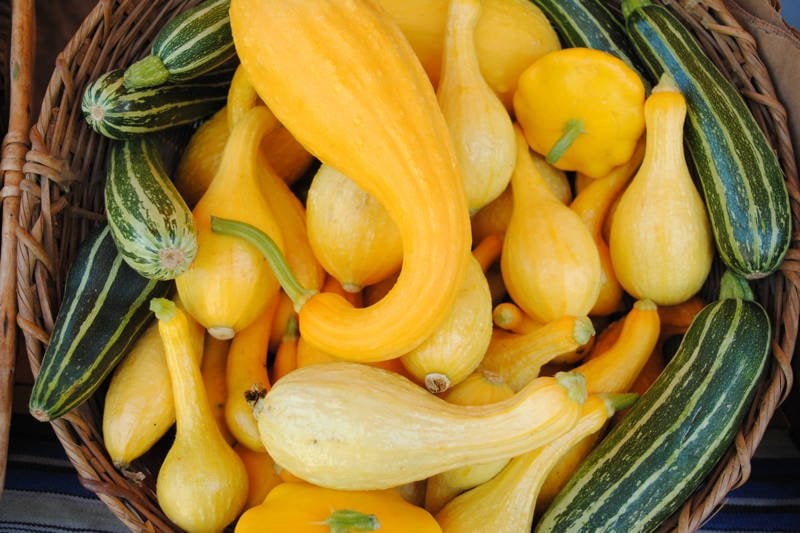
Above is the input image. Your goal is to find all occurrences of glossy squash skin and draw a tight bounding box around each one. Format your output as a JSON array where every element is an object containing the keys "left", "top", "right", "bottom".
[
  {"left": 481, "top": 315, "right": 595, "bottom": 391},
  {"left": 200, "top": 335, "right": 234, "bottom": 445},
  {"left": 102, "top": 313, "right": 204, "bottom": 469},
  {"left": 306, "top": 164, "right": 402, "bottom": 292},
  {"left": 176, "top": 106, "right": 284, "bottom": 339},
  {"left": 235, "top": 482, "right": 441, "bottom": 533},
  {"left": 174, "top": 107, "right": 229, "bottom": 207},
  {"left": 576, "top": 299, "right": 661, "bottom": 394},
  {"left": 225, "top": 295, "right": 279, "bottom": 452},
  {"left": 437, "top": 0, "right": 515, "bottom": 214},
  {"left": 425, "top": 369, "right": 516, "bottom": 514},
  {"left": 252, "top": 362, "right": 586, "bottom": 490},
  {"left": 501, "top": 126, "right": 601, "bottom": 323},
  {"left": 570, "top": 140, "right": 644, "bottom": 316},
  {"left": 151, "top": 299, "right": 248, "bottom": 533},
  {"left": 231, "top": 0, "right": 471, "bottom": 361},
  {"left": 609, "top": 76, "right": 713, "bottom": 305},
  {"left": 401, "top": 254, "right": 493, "bottom": 393},
  {"left": 376, "top": 0, "right": 560, "bottom": 107},
  {"left": 435, "top": 395, "right": 624, "bottom": 532}
]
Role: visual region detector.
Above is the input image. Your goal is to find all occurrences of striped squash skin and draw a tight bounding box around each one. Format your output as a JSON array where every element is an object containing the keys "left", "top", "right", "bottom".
[
  {"left": 527, "top": 0, "right": 648, "bottom": 83},
  {"left": 105, "top": 137, "right": 197, "bottom": 280},
  {"left": 535, "top": 297, "right": 770, "bottom": 532},
  {"left": 81, "top": 68, "right": 229, "bottom": 140},
  {"left": 150, "top": 0, "right": 235, "bottom": 83},
  {"left": 29, "top": 226, "right": 172, "bottom": 421},
  {"left": 622, "top": 0, "right": 791, "bottom": 279}
]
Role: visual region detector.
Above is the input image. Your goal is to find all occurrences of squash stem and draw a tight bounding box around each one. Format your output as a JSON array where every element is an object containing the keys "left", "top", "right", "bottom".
[
  {"left": 325, "top": 509, "right": 381, "bottom": 533},
  {"left": 599, "top": 392, "right": 639, "bottom": 415},
  {"left": 210, "top": 216, "right": 318, "bottom": 312},
  {"left": 621, "top": 0, "right": 651, "bottom": 20},
  {"left": 546, "top": 119, "right": 584, "bottom": 165},
  {"left": 149, "top": 297, "right": 177, "bottom": 322},
  {"left": 719, "top": 270, "right": 755, "bottom": 301},
  {"left": 124, "top": 55, "right": 170, "bottom": 89}
]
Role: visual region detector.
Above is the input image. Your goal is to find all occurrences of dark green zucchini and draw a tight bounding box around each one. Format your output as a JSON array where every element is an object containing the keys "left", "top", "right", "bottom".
[
  {"left": 124, "top": 0, "right": 235, "bottom": 89},
  {"left": 620, "top": 0, "right": 791, "bottom": 279},
  {"left": 29, "top": 225, "right": 173, "bottom": 421},
  {"left": 527, "top": 0, "right": 649, "bottom": 84},
  {"left": 535, "top": 271, "right": 771, "bottom": 532},
  {"left": 105, "top": 136, "right": 197, "bottom": 280},
  {"left": 81, "top": 67, "right": 229, "bottom": 140}
]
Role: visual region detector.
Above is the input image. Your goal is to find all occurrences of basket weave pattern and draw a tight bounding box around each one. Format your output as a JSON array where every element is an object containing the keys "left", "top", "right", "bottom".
[{"left": 13, "top": 0, "right": 800, "bottom": 531}]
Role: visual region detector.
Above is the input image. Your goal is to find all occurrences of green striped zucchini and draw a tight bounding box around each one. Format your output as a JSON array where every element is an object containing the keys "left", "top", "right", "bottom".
[
  {"left": 527, "top": 0, "right": 648, "bottom": 84},
  {"left": 81, "top": 68, "right": 229, "bottom": 140},
  {"left": 29, "top": 225, "right": 173, "bottom": 421},
  {"left": 621, "top": 0, "right": 790, "bottom": 279},
  {"left": 123, "top": 0, "right": 235, "bottom": 89},
  {"left": 535, "top": 271, "right": 770, "bottom": 532},
  {"left": 105, "top": 136, "right": 197, "bottom": 280}
]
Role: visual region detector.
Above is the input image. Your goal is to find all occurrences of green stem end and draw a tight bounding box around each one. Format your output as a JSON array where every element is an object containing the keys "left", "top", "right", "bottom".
[
  {"left": 210, "top": 216, "right": 317, "bottom": 312},
  {"left": 719, "top": 270, "right": 755, "bottom": 302},
  {"left": 600, "top": 392, "right": 640, "bottom": 415},
  {"left": 124, "top": 55, "right": 170, "bottom": 89},
  {"left": 326, "top": 509, "right": 381, "bottom": 533},
  {"left": 150, "top": 297, "right": 176, "bottom": 322},
  {"left": 546, "top": 119, "right": 585, "bottom": 166},
  {"left": 621, "top": 0, "right": 651, "bottom": 21}
]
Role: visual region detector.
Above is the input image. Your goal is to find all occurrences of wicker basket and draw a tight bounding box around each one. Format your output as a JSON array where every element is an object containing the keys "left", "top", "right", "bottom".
[
  {"left": 1, "top": 0, "right": 35, "bottom": 495},
  {"left": 13, "top": 0, "right": 800, "bottom": 531}
]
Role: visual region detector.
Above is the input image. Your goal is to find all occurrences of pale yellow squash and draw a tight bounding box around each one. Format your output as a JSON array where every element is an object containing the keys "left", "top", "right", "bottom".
[
  {"left": 609, "top": 75, "right": 713, "bottom": 305},
  {"left": 376, "top": 0, "right": 560, "bottom": 107},
  {"left": 306, "top": 164, "right": 402, "bottom": 292},
  {"left": 401, "top": 254, "right": 493, "bottom": 393},
  {"left": 501, "top": 126, "right": 601, "bottom": 323},
  {"left": 437, "top": 0, "right": 515, "bottom": 214},
  {"left": 252, "top": 362, "right": 585, "bottom": 490}
]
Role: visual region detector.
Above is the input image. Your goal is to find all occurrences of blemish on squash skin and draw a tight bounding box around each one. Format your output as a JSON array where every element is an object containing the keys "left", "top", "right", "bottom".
[{"left": 244, "top": 384, "right": 268, "bottom": 407}]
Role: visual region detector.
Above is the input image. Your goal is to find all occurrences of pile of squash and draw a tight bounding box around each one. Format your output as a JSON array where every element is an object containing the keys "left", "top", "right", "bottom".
[{"left": 29, "top": 0, "right": 789, "bottom": 531}]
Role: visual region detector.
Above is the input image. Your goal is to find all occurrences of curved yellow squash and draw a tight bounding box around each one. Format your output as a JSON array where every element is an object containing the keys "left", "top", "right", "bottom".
[{"left": 231, "top": 0, "right": 471, "bottom": 361}]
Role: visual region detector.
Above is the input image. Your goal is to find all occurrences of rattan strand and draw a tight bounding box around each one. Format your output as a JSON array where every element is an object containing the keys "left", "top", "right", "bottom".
[{"left": 12, "top": 1, "right": 800, "bottom": 531}]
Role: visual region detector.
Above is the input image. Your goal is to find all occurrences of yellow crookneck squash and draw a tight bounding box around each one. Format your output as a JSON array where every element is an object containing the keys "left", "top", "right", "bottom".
[
  {"left": 424, "top": 369, "right": 516, "bottom": 514},
  {"left": 401, "top": 253, "right": 493, "bottom": 394},
  {"left": 251, "top": 362, "right": 586, "bottom": 490},
  {"left": 437, "top": 0, "right": 515, "bottom": 214},
  {"left": 150, "top": 299, "right": 248, "bottom": 533},
  {"left": 102, "top": 316, "right": 203, "bottom": 469},
  {"left": 435, "top": 394, "right": 635, "bottom": 532},
  {"left": 481, "top": 315, "right": 595, "bottom": 392},
  {"left": 235, "top": 482, "right": 441, "bottom": 533},
  {"left": 176, "top": 106, "right": 285, "bottom": 340},
  {"left": 609, "top": 74, "right": 713, "bottom": 305},
  {"left": 514, "top": 47, "right": 646, "bottom": 178},
  {"left": 228, "top": 0, "right": 471, "bottom": 362},
  {"left": 569, "top": 140, "right": 645, "bottom": 316},
  {"left": 306, "top": 164, "right": 403, "bottom": 293},
  {"left": 501, "top": 126, "right": 601, "bottom": 323}
]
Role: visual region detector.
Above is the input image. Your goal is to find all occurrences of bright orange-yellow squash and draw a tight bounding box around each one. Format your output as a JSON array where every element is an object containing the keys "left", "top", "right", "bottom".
[{"left": 230, "top": 0, "right": 471, "bottom": 361}]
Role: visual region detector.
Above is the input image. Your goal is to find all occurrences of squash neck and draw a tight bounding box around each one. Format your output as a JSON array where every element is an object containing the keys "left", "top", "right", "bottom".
[
  {"left": 511, "top": 127, "right": 554, "bottom": 207},
  {"left": 641, "top": 91, "right": 687, "bottom": 179},
  {"left": 440, "top": 0, "right": 481, "bottom": 89},
  {"left": 212, "top": 106, "right": 276, "bottom": 192},
  {"left": 151, "top": 298, "right": 219, "bottom": 438}
]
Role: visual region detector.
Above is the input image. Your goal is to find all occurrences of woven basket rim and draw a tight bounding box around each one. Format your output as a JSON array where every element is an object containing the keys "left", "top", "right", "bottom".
[{"left": 13, "top": 1, "right": 800, "bottom": 531}]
